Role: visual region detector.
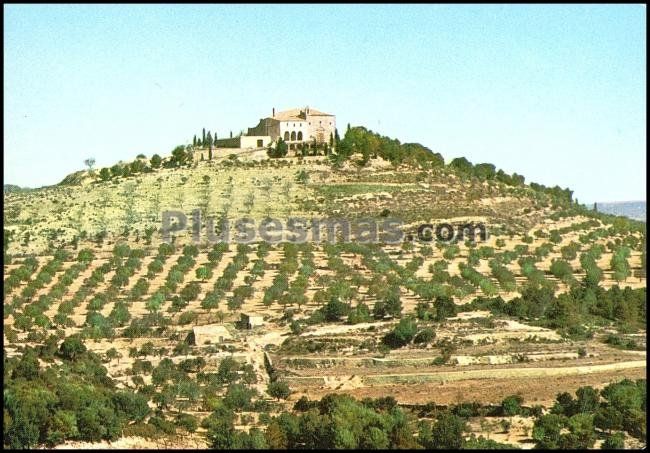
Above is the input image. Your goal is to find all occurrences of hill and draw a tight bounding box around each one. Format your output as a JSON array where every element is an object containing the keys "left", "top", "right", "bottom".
[
  {"left": 596, "top": 201, "right": 646, "bottom": 222},
  {"left": 3, "top": 184, "right": 34, "bottom": 194},
  {"left": 4, "top": 126, "right": 586, "bottom": 257},
  {"left": 3, "top": 126, "right": 646, "bottom": 449}
]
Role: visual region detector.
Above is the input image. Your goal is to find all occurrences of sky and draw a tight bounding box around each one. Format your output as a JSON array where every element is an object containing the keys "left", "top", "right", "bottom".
[{"left": 4, "top": 4, "right": 646, "bottom": 203}]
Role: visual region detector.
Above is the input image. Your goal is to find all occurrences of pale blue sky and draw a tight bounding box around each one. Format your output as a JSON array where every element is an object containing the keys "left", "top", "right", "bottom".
[{"left": 4, "top": 4, "right": 646, "bottom": 202}]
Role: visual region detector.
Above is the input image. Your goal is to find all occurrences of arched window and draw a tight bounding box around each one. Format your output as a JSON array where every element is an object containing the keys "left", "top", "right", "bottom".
[
  {"left": 291, "top": 131, "right": 296, "bottom": 141},
  {"left": 297, "top": 131, "right": 303, "bottom": 141},
  {"left": 284, "top": 131, "right": 290, "bottom": 141}
]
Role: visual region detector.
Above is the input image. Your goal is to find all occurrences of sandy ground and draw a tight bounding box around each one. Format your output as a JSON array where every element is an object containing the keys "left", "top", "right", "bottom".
[{"left": 292, "top": 367, "right": 646, "bottom": 406}]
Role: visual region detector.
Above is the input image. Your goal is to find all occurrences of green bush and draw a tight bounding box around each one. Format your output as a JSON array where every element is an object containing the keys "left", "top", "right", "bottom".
[
  {"left": 267, "top": 381, "right": 292, "bottom": 400},
  {"left": 175, "top": 413, "right": 198, "bottom": 433},
  {"left": 413, "top": 327, "right": 436, "bottom": 344},
  {"left": 383, "top": 317, "right": 417, "bottom": 348},
  {"left": 178, "top": 311, "right": 198, "bottom": 325},
  {"left": 501, "top": 395, "right": 524, "bottom": 416}
]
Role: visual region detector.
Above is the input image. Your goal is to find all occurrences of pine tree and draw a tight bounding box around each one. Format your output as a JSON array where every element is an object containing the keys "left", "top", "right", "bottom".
[
  {"left": 193, "top": 135, "right": 197, "bottom": 147},
  {"left": 202, "top": 128, "right": 206, "bottom": 144}
]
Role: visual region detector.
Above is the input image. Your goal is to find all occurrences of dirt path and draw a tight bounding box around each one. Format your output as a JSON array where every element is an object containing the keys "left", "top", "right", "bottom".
[{"left": 244, "top": 327, "right": 289, "bottom": 396}]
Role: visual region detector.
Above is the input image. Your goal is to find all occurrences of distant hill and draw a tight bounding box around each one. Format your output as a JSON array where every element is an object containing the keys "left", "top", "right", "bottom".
[
  {"left": 596, "top": 201, "right": 646, "bottom": 222},
  {"left": 3, "top": 184, "right": 33, "bottom": 194}
]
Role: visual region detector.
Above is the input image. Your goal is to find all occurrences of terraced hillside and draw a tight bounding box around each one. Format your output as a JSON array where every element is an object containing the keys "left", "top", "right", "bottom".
[
  {"left": 5, "top": 140, "right": 573, "bottom": 257},
  {"left": 3, "top": 134, "right": 647, "bottom": 449}
]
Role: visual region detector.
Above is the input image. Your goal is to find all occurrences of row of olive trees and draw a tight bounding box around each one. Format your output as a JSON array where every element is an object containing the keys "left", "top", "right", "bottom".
[{"left": 86, "top": 144, "right": 194, "bottom": 182}]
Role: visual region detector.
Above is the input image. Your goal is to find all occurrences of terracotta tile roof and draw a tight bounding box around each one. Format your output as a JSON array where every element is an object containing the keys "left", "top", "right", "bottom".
[
  {"left": 303, "top": 108, "right": 333, "bottom": 116},
  {"left": 270, "top": 107, "right": 334, "bottom": 121}
]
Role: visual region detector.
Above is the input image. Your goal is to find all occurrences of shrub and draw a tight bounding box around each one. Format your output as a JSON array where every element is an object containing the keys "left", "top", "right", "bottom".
[
  {"left": 223, "top": 384, "right": 256, "bottom": 411},
  {"left": 418, "top": 411, "right": 468, "bottom": 449},
  {"left": 383, "top": 317, "right": 417, "bottom": 348},
  {"left": 501, "top": 395, "right": 524, "bottom": 416},
  {"left": 196, "top": 266, "right": 213, "bottom": 281},
  {"left": 434, "top": 296, "right": 457, "bottom": 321},
  {"left": 175, "top": 413, "right": 198, "bottom": 433},
  {"left": 550, "top": 259, "right": 574, "bottom": 283},
  {"left": 58, "top": 335, "right": 87, "bottom": 360},
  {"left": 178, "top": 311, "right": 198, "bottom": 325},
  {"left": 322, "top": 297, "right": 350, "bottom": 322},
  {"left": 148, "top": 416, "right": 176, "bottom": 435},
  {"left": 372, "top": 286, "right": 402, "bottom": 319},
  {"left": 77, "top": 249, "right": 94, "bottom": 263},
  {"left": 602, "top": 432, "right": 625, "bottom": 449},
  {"left": 413, "top": 327, "right": 436, "bottom": 344},
  {"left": 267, "top": 381, "right": 292, "bottom": 400},
  {"left": 180, "top": 281, "right": 201, "bottom": 302},
  {"left": 443, "top": 245, "right": 460, "bottom": 260},
  {"left": 347, "top": 303, "right": 372, "bottom": 324}
]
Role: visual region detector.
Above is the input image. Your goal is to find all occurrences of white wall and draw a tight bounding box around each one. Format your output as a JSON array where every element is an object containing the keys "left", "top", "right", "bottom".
[
  {"left": 278, "top": 120, "right": 308, "bottom": 142},
  {"left": 240, "top": 135, "right": 272, "bottom": 149}
]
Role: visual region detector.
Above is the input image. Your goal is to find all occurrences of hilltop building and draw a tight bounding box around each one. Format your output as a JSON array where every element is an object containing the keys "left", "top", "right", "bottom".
[
  {"left": 192, "top": 106, "right": 336, "bottom": 161},
  {"left": 246, "top": 106, "right": 336, "bottom": 151}
]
